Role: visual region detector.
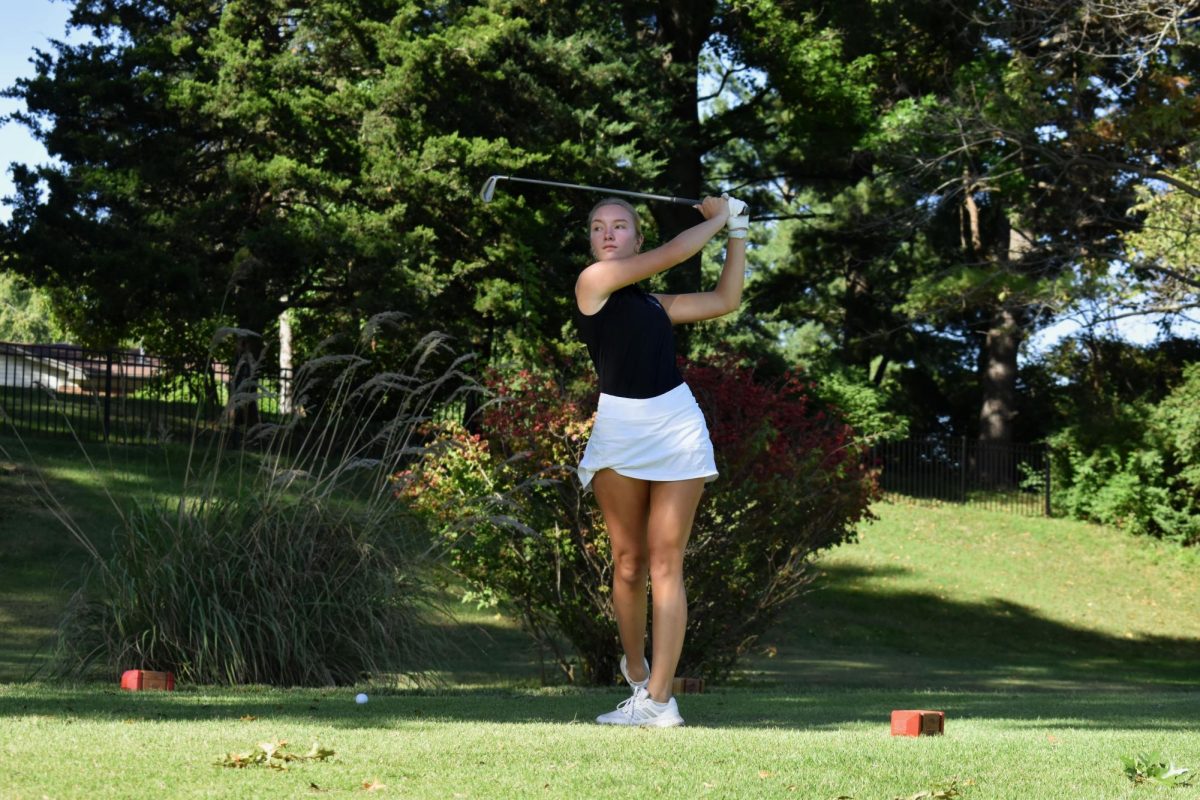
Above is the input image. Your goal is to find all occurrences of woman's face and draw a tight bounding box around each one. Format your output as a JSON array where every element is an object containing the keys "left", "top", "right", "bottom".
[{"left": 589, "top": 204, "right": 642, "bottom": 261}]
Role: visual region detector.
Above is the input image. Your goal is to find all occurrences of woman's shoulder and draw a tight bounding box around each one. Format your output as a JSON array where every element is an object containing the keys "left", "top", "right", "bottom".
[{"left": 577, "top": 283, "right": 643, "bottom": 319}]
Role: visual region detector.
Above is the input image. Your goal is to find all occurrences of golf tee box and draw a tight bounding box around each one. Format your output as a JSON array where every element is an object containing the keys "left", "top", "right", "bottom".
[
  {"left": 672, "top": 677, "right": 704, "bottom": 694},
  {"left": 120, "top": 670, "right": 175, "bottom": 691},
  {"left": 890, "top": 709, "right": 944, "bottom": 737}
]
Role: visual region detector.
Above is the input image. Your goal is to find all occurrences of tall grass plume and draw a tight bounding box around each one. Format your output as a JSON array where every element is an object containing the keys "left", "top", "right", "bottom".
[{"left": 45, "top": 316, "right": 479, "bottom": 685}]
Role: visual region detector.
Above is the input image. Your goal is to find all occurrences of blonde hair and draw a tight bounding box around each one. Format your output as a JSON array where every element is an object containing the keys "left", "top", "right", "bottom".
[{"left": 587, "top": 197, "right": 643, "bottom": 239}]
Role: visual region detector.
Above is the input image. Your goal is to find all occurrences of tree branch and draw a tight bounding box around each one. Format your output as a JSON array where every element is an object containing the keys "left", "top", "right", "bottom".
[{"left": 1138, "top": 263, "right": 1200, "bottom": 291}]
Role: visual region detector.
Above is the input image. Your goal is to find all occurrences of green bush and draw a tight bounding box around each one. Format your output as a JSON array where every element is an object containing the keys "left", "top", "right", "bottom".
[
  {"left": 400, "top": 354, "right": 878, "bottom": 684},
  {"left": 812, "top": 366, "right": 910, "bottom": 443},
  {"left": 53, "top": 318, "right": 473, "bottom": 685},
  {"left": 1048, "top": 362, "right": 1200, "bottom": 545}
]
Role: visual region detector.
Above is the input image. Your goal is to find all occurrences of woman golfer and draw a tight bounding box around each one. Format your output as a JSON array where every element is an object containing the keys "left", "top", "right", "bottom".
[{"left": 575, "top": 193, "right": 747, "bottom": 727}]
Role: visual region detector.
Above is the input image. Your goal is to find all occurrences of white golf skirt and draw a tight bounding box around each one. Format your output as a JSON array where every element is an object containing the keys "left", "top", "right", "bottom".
[{"left": 577, "top": 382, "right": 718, "bottom": 490}]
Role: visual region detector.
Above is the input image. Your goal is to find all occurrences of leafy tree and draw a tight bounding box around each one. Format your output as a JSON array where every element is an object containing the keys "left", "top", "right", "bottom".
[
  {"left": 2, "top": 1, "right": 896, "bottom": 375},
  {"left": 1124, "top": 163, "right": 1200, "bottom": 316},
  {"left": 0, "top": 269, "right": 67, "bottom": 342},
  {"left": 1048, "top": 354, "right": 1200, "bottom": 546},
  {"left": 740, "top": 0, "right": 1200, "bottom": 453},
  {"left": 10, "top": 0, "right": 1193, "bottom": 456}
]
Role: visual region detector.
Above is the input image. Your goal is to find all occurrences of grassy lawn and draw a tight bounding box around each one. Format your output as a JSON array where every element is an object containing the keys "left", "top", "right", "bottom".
[
  {"left": 1, "top": 436, "right": 1199, "bottom": 799},
  {"left": 2, "top": 684, "right": 1197, "bottom": 799}
]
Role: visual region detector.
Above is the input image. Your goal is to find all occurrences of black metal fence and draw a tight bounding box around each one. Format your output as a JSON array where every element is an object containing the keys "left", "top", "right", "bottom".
[
  {"left": 3, "top": 341, "right": 1052, "bottom": 516},
  {"left": 869, "top": 436, "right": 1051, "bottom": 516},
  {"left": 0, "top": 342, "right": 292, "bottom": 445}
]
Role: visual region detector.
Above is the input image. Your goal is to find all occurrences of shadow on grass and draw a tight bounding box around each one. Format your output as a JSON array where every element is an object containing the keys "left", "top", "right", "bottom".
[
  {"left": 0, "top": 565, "right": 67, "bottom": 682},
  {"left": 738, "top": 563, "right": 1200, "bottom": 692},
  {"left": 1, "top": 683, "right": 1198, "bottom": 732}
]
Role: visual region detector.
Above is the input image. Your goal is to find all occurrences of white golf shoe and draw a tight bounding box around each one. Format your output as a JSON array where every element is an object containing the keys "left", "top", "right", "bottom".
[{"left": 595, "top": 687, "right": 685, "bottom": 727}]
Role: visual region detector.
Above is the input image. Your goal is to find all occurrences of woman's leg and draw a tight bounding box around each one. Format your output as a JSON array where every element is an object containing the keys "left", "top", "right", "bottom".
[
  {"left": 645, "top": 477, "right": 706, "bottom": 703},
  {"left": 591, "top": 469, "right": 652, "bottom": 683}
]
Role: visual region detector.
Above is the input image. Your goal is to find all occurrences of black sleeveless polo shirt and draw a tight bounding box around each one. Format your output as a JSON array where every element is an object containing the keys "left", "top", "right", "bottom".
[{"left": 575, "top": 284, "right": 684, "bottom": 399}]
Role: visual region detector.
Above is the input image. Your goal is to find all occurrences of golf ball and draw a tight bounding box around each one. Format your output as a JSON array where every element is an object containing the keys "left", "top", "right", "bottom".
[{"left": 355, "top": 692, "right": 368, "bottom": 704}]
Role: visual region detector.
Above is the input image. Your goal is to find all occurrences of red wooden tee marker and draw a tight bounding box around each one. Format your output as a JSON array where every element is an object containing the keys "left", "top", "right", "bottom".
[
  {"left": 891, "top": 709, "right": 944, "bottom": 736},
  {"left": 120, "top": 670, "right": 175, "bottom": 691}
]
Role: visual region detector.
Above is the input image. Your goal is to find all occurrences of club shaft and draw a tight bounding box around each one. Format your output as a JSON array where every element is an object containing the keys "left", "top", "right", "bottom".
[{"left": 488, "top": 175, "right": 700, "bottom": 206}]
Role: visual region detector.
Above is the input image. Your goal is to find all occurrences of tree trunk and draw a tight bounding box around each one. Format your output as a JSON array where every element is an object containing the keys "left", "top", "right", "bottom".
[
  {"left": 231, "top": 332, "right": 264, "bottom": 437},
  {"left": 842, "top": 263, "right": 875, "bottom": 365},
  {"left": 278, "top": 305, "right": 293, "bottom": 414},
  {"left": 976, "top": 308, "right": 1020, "bottom": 489},
  {"left": 979, "top": 306, "right": 1020, "bottom": 445},
  {"left": 978, "top": 214, "right": 1033, "bottom": 446},
  {"left": 976, "top": 214, "right": 1032, "bottom": 488},
  {"left": 650, "top": 0, "right": 714, "bottom": 299}
]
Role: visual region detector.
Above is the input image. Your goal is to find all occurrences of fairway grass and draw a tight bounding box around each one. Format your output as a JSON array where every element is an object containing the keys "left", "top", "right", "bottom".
[
  {"left": 2, "top": 440, "right": 1199, "bottom": 798},
  {"left": 1, "top": 684, "right": 1197, "bottom": 799},
  {"left": 740, "top": 501, "right": 1200, "bottom": 692}
]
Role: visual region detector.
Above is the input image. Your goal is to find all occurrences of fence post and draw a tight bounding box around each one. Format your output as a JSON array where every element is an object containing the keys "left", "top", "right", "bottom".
[
  {"left": 103, "top": 350, "right": 113, "bottom": 443},
  {"left": 1043, "top": 445, "right": 1051, "bottom": 517},
  {"left": 959, "top": 436, "right": 967, "bottom": 502}
]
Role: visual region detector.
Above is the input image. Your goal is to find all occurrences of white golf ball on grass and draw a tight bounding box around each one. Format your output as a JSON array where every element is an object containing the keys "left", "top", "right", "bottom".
[{"left": 355, "top": 692, "right": 368, "bottom": 704}]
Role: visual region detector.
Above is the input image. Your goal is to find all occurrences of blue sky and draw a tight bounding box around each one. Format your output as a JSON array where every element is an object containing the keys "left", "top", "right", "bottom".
[{"left": 0, "top": 0, "right": 83, "bottom": 223}]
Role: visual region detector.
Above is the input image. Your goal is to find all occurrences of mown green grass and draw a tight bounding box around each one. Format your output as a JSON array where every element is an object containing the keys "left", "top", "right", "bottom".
[
  {"left": 1, "top": 683, "right": 1197, "bottom": 799},
  {"left": 1, "top": 437, "right": 1199, "bottom": 799},
  {"left": 740, "top": 502, "right": 1200, "bottom": 692}
]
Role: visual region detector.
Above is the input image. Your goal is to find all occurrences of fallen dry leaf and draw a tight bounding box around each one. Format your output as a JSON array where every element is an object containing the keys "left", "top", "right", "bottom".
[
  {"left": 362, "top": 779, "right": 386, "bottom": 792},
  {"left": 218, "top": 739, "right": 335, "bottom": 770}
]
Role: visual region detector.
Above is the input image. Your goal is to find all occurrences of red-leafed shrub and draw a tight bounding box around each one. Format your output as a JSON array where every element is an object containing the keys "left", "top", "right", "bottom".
[
  {"left": 681, "top": 356, "right": 878, "bottom": 678},
  {"left": 399, "top": 354, "right": 877, "bottom": 684}
]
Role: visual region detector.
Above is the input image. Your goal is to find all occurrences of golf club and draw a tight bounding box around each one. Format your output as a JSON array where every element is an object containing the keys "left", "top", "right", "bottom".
[{"left": 480, "top": 175, "right": 701, "bottom": 207}]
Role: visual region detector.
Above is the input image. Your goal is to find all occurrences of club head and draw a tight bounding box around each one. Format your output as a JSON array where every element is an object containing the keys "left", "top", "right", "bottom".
[{"left": 480, "top": 175, "right": 503, "bottom": 203}]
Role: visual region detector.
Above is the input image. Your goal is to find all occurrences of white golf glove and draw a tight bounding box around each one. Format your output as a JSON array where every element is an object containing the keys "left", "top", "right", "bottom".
[{"left": 723, "top": 193, "right": 749, "bottom": 238}]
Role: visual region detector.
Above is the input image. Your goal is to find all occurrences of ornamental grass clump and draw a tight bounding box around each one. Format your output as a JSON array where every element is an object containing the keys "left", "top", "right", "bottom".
[
  {"left": 52, "top": 316, "right": 478, "bottom": 685},
  {"left": 399, "top": 353, "right": 878, "bottom": 685}
]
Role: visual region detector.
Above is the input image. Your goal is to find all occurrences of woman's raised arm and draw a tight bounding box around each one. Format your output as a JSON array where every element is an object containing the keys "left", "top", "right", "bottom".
[{"left": 576, "top": 197, "right": 729, "bottom": 314}]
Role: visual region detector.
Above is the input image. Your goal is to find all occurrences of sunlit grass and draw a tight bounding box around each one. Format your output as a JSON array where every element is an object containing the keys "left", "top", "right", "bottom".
[
  {"left": 741, "top": 501, "right": 1200, "bottom": 690},
  {"left": 2, "top": 444, "right": 1200, "bottom": 797},
  {"left": 0, "top": 683, "right": 1197, "bottom": 799}
]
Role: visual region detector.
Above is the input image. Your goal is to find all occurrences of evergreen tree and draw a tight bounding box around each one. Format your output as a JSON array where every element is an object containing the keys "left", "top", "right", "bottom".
[
  {"left": 742, "top": 0, "right": 1200, "bottom": 448},
  {"left": 1, "top": 1, "right": 675, "bottom": 368}
]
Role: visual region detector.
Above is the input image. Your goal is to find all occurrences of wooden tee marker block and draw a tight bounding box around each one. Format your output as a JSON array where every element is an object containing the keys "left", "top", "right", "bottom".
[
  {"left": 120, "top": 670, "right": 175, "bottom": 691},
  {"left": 672, "top": 677, "right": 705, "bottom": 694},
  {"left": 890, "top": 709, "right": 944, "bottom": 736}
]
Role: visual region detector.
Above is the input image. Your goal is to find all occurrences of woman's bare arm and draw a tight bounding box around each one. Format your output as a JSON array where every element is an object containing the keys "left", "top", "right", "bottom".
[
  {"left": 575, "top": 198, "right": 728, "bottom": 314},
  {"left": 652, "top": 235, "right": 746, "bottom": 323}
]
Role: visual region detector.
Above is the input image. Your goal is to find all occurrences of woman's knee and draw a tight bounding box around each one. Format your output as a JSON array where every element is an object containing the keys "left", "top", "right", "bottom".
[
  {"left": 612, "top": 549, "right": 649, "bottom": 586},
  {"left": 648, "top": 552, "right": 684, "bottom": 586}
]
